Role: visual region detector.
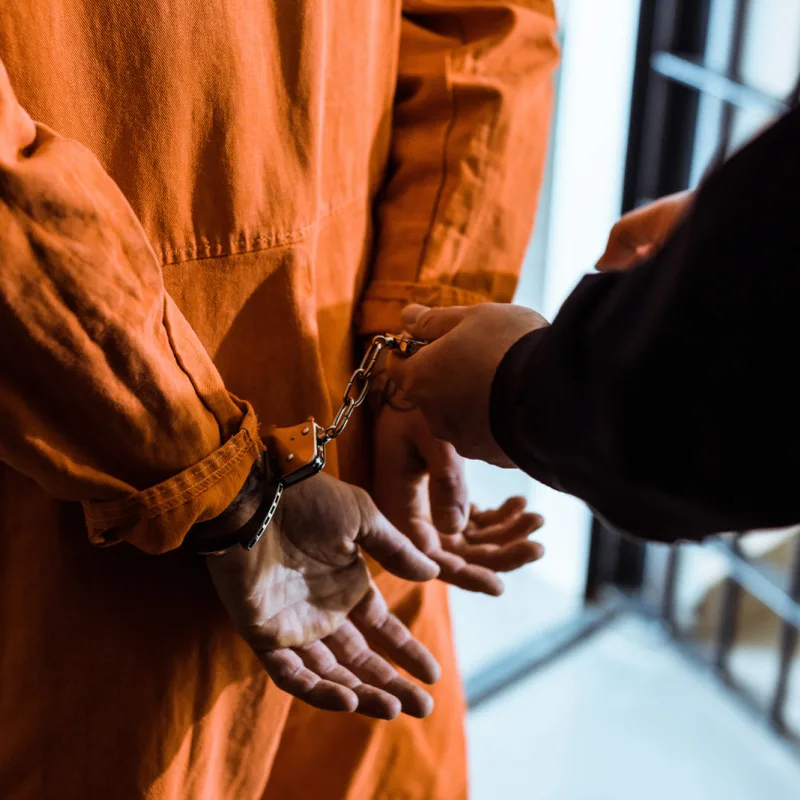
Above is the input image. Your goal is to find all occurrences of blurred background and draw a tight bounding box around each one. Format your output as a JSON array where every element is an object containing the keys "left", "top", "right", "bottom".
[{"left": 452, "top": 1, "right": 800, "bottom": 797}]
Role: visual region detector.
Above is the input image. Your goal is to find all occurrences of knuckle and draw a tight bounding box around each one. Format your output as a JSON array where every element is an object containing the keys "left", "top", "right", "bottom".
[
  {"left": 350, "top": 485, "right": 375, "bottom": 518},
  {"left": 416, "top": 309, "right": 434, "bottom": 332},
  {"left": 347, "top": 645, "right": 373, "bottom": 670},
  {"left": 264, "top": 659, "right": 302, "bottom": 689},
  {"left": 431, "top": 469, "right": 462, "bottom": 496}
]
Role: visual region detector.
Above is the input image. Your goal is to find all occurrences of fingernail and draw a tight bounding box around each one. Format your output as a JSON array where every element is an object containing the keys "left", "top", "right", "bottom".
[{"left": 414, "top": 693, "right": 435, "bottom": 719}]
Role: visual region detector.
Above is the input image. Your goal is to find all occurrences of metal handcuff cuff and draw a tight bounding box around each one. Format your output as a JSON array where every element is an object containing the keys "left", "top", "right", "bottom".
[{"left": 194, "top": 334, "right": 426, "bottom": 556}]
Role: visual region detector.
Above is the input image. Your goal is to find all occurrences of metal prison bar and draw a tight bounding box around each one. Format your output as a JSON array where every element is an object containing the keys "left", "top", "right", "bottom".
[{"left": 588, "top": 0, "right": 800, "bottom": 754}]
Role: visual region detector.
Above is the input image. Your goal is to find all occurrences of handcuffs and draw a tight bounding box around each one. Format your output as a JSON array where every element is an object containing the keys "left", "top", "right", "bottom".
[{"left": 192, "top": 334, "right": 426, "bottom": 556}]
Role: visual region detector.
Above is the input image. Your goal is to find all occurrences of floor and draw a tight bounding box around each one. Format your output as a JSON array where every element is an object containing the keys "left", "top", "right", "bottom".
[
  {"left": 457, "top": 459, "right": 800, "bottom": 800},
  {"left": 455, "top": 459, "right": 591, "bottom": 677},
  {"left": 460, "top": 614, "right": 800, "bottom": 800}
]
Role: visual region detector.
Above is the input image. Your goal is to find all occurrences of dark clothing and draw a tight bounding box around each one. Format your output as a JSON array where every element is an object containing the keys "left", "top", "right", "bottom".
[{"left": 490, "top": 105, "right": 800, "bottom": 544}]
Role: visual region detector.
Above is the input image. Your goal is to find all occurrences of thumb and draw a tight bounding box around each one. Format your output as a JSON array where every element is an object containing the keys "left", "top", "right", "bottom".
[
  {"left": 0, "top": 61, "right": 37, "bottom": 162},
  {"left": 401, "top": 304, "right": 469, "bottom": 341},
  {"left": 357, "top": 500, "right": 440, "bottom": 582},
  {"left": 416, "top": 432, "right": 468, "bottom": 534}
]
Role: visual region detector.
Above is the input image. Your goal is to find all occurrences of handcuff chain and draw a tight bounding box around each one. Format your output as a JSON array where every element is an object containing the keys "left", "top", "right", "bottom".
[
  {"left": 202, "top": 335, "right": 424, "bottom": 554},
  {"left": 318, "top": 334, "right": 425, "bottom": 445}
]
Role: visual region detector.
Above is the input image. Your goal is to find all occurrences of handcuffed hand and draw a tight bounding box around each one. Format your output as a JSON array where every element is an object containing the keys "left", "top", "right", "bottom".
[
  {"left": 372, "top": 404, "right": 545, "bottom": 596},
  {"left": 206, "top": 471, "right": 441, "bottom": 720}
]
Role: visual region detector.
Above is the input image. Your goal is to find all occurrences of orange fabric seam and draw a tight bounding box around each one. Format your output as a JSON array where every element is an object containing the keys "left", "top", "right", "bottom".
[
  {"left": 159, "top": 193, "right": 369, "bottom": 266},
  {"left": 83, "top": 423, "right": 262, "bottom": 528},
  {"left": 160, "top": 296, "right": 221, "bottom": 433},
  {"left": 415, "top": 36, "right": 462, "bottom": 275},
  {"left": 361, "top": 279, "right": 491, "bottom": 304}
]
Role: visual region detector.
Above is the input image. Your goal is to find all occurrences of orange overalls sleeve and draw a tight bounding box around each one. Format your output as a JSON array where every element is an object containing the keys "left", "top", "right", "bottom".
[
  {"left": 358, "top": 0, "right": 559, "bottom": 335},
  {"left": 0, "top": 61, "right": 262, "bottom": 554}
]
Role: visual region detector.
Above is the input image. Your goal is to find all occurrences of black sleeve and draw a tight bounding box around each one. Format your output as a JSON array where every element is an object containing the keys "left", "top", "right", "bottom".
[{"left": 490, "top": 105, "right": 800, "bottom": 544}]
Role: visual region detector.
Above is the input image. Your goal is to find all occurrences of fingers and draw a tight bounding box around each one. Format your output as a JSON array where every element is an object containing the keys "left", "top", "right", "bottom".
[
  {"left": 400, "top": 304, "right": 469, "bottom": 341},
  {"left": 349, "top": 584, "right": 441, "bottom": 684},
  {"left": 259, "top": 648, "right": 359, "bottom": 713},
  {"left": 296, "top": 641, "right": 402, "bottom": 720},
  {"left": 357, "top": 494, "right": 440, "bottom": 582},
  {"left": 444, "top": 536, "right": 544, "bottom": 572},
  {"left": 260, "top": 617, "right": 438, "bottom": 720},
  {"left": 326, "top": 622, "right": 434, "bottom": 718},
  {"left": 465, "top": 509, "right": 544, "bottom": 547},
  {"left": 418, "top": 435, "right": 468, "bottom": 534},
  {"left": 423, "top": 498, "right": 545, "bottom": 594},
  {"left": 428, "top": 532, "right": 545, "bottom": 595},
  {"left": 428, "top": 548, "right": 506, "bottom": 596},
  {"left": 371, "top": 408, "right": 435, "bottom": 548},
  {"left": 466, "top": 496, "right": 543, "bottom": 546},
  {"left": 469, "top": 496, "right": 527, "bottom": 527}
]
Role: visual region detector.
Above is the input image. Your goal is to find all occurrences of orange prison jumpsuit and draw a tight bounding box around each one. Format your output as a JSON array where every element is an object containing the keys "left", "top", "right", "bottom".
[{"left": 0, "top": 2, "right": 557, "bottom": 798}]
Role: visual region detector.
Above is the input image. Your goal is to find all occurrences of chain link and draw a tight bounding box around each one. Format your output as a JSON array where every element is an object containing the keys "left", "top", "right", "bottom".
[{"left": 318, "top": 334, "right": 425, "bottom": 445}]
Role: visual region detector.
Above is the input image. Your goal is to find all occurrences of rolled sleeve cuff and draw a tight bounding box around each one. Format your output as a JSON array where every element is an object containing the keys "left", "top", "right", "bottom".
[
  {"left": 82, "top": 402, "right": 264, "bottom": 554},
  {"left": 357, "top": 279, "right": 491, "bottom": 336}
]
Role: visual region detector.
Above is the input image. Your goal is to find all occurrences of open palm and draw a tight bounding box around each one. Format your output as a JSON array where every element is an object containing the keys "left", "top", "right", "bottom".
[{"left": 207, "top": 472, "right": 441, "bottom": 720}]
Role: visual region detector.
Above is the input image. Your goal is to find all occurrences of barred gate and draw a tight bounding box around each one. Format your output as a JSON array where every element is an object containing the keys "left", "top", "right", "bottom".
[
  {"left": 468, "top": 0, "right": 800, "bottom": 758},
  {"left": 587, "top": 0, "right": 800, "bottom": 753}
]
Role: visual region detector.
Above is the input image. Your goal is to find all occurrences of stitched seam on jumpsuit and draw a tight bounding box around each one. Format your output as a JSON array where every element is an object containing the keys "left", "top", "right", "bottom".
[
  {"left": 158, "top": 193, "right": 369, "bottom": 266},
  {"left": 93, "top": 430, "right": 257, "bottom": 522},
  {"left": 362, "top": 280, "right": 491, "bottom": 303},
  {"left": 160, "top": 295, "right": 224, "bottom": 439},
  {"left": 417, "top": 20, "right": 510, "bottom": 289},
  {"left": 85, "top": 428, "right": 261, "bottom": 526},
  {"left": 415, "top": 36, "right": 463, "bottom": 275}
]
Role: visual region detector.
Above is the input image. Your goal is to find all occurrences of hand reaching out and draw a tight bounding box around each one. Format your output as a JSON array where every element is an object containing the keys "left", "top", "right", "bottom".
[{"left": 597, "top": 191, "right": 693, "bottom": 271}]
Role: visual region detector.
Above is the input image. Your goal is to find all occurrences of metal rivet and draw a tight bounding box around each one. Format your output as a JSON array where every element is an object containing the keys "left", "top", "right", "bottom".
[
  {"left": 286, "top": 453, "right": 295, "bottom": 462},
  {"left": 301, "top": 426, "right": 310, "bottom": 435}
]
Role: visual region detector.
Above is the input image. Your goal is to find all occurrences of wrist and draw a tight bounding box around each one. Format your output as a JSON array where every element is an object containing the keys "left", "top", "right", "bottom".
[
  {"left": 188, "top": 455, "right": 268, "bottom": 544},
  {"left": 367, "top": 370, "right": 416, "bottom": 415}
]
